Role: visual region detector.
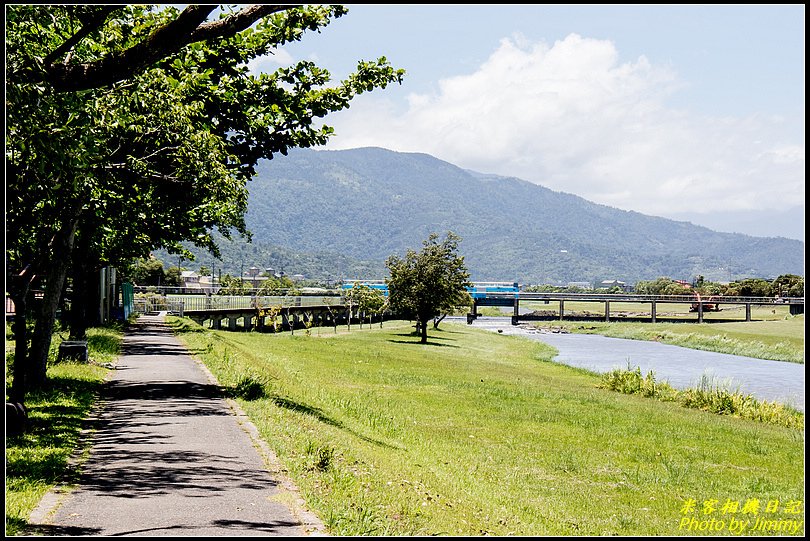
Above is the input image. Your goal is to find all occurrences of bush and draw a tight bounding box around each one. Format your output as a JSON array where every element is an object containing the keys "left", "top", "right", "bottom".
[
  {"left": 598, "top": 363, "right": 675, "bottom": 399},
  {"left": 229, "top": 374, "right": 269, "bottom": 400},
  {"left": 599, "top": 366, "right": 803, "bottom": 429}
]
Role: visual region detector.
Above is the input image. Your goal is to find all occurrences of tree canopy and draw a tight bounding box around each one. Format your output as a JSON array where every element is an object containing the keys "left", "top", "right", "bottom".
[
  {"left": 385, "top": 232, "right": 472, "bottom": 344},
  {"left": 5, "top": 4, "right": 404, "bottom": 401},
  {"left": 345, "top": 284, "right": 388, "bottom": 327}
]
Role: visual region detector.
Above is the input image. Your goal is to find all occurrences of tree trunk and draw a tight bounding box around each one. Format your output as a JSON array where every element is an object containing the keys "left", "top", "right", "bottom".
[
  {"left": 420, "top": 318, "right": 428, "bottom": 344},
  {"left": 28, "top": 221, "right": 78, "bottom": 386},
  {"left": 8, "top": 285, "right": 32, "bottom": 404},
  {"left": 68, "top": 259, "right": 99, "bottom": 340},
  {"left": 433, "top": 314, "right": 446, "bottom": 329}
]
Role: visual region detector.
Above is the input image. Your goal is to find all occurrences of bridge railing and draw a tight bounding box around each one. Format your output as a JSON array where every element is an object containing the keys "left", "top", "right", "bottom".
[
  {"left": 133, "top": 299, "right": 185, "bottom": 315},
  {"left": 490, "top": 293, "right": 803, "bottom": 304},
  {"left": 172, "top": 294, "right": 344, "bottom": 312},
  {"left": 132, "top": 292, "right": 801, "bottom": 315}
]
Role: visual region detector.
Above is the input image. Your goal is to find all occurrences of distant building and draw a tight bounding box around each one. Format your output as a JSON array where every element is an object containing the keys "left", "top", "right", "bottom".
[
  {"left": 242, "top": 272, "right": 264, "bottom": 289},
  {"left": 598, "top": 280, "right": 632, "bottom": 292},
  {"left": 180, "top": 270, "right": 201, "bottom": 289},
  {"left": 180, "top": 271, "right": 221, "bottom": 293},
  {"left": 198, "top": 275, "right": 221, "bottom": 294}
]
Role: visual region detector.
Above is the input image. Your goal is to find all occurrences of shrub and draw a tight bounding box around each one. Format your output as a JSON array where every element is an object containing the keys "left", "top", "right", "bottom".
[
  {"left": 230, "top": 374, "right": 269, "bottom": 400},
  {"left": 598, "top": 363, "right": 675, "bottom": 399},
  {"left": 599, "top": 367, "right": 803, "bottom": 429}
]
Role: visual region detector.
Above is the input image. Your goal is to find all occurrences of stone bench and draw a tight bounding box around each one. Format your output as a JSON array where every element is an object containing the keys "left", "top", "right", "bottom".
[{"left": 58, "top": 340, "right": 89, "bottom": 363}]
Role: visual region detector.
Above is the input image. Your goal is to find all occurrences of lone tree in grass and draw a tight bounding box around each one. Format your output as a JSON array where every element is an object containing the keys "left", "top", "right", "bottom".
[{"left": 386, "top": 232, "right": 472, "bottom": 344}]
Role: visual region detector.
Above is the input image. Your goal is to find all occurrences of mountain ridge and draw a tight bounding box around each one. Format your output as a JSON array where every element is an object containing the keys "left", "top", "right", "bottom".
[{"left": 161, "top": 146, "right": 804, "bottom": 285}]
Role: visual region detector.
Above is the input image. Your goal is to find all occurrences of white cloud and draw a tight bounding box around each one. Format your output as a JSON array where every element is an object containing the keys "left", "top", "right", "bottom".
[
  {"left": 321, "top": 33, "right": 805, "bottom": 219},
  {"left": 247, "top": 48, "right": 295, "bottom": 73}
]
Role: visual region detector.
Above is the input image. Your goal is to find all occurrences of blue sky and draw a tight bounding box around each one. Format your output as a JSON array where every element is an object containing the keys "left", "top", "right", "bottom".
[{"left": 256, "top": 4, "right": 805, "bottom": 241}]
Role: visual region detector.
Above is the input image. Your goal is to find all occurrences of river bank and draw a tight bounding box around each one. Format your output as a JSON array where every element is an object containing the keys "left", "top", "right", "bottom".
[{"left": 447, "top": 316, "right": 805, "bottom": 411}]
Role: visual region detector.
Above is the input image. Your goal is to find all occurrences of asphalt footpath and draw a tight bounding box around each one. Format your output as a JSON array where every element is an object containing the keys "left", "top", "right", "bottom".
[{"left": 28, "top": 314, "right": 326, "bottom": 537}]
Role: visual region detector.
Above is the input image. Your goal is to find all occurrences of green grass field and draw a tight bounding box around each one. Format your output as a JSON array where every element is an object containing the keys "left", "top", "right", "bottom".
[{"left": 170, "top": 318, "right": 805, "bottom": 536}]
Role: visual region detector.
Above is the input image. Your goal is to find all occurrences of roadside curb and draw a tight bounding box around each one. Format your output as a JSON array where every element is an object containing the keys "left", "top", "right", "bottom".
[{"left": 192, "top": 353, "right": 329, "bottom": 536}]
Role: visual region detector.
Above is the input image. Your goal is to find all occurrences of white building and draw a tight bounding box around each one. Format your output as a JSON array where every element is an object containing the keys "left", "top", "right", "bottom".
[{"left": 180, "top": 270, "right": 201, "bottom": 289}]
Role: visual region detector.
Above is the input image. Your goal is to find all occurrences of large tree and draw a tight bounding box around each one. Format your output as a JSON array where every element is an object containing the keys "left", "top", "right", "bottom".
[
  {"left": 6, "top": 5, "right": 404, "bottom": 402},
  {"left": 385, "top": 232, "right": 472, "bottom": 344}
]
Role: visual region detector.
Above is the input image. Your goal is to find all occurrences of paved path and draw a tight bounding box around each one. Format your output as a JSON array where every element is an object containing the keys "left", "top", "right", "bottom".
[{"left": 29, "top": 315, "right": 325, "bottom": 537}]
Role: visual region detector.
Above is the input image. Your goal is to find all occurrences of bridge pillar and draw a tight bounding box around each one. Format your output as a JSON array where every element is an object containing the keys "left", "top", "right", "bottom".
[
  {"left": 513, "top": 298, "right": 519, "bottom": 318},
  {"left": 228, "top": 317, "right": 237, "bottom": 331},
  {"left": 745, "top": 303, "right": 752, "bottom": 322},
  {"left": 651, "top": 301, "right": 657, "bottom": 323},
  {"left": 256, "top": 314, "right": 265, "bottom": 332},
  {"left": 468, "top": 302, "right": 479, "bottom": 324},
  {"left": 243, "top": 314, "right": 253, "bottom": 332},
  {"left": 211, "top": 317, "right": 221, "bottom": 330},
  {"left": 559, "top": 300, "right": 564, "bottom": 320},
  {"left": 697, "top": 303, "right": 704, "bottom": 324},
  {"left": 604, "top": 301, "right": 610, "bottom": 322}
]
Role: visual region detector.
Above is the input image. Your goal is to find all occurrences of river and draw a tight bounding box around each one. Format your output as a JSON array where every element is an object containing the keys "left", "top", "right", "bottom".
[{"left": 448, "top": 316, "right": 804, "bottom": 412}]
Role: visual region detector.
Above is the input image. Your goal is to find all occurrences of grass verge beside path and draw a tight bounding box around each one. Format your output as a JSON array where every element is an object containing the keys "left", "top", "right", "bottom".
[
  {"left": 170, "top": 317, "right": 805, "bottom": 536},
  {"left": 531, "top": 314, "right": 804, "bottom": 364},
  {"left": 5, "top": 326, "right": 121, "bottom": 536}
]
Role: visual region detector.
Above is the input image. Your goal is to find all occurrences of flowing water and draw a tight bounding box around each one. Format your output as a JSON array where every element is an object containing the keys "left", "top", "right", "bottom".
[{"left": 449, "top": 316, "right": 804, "bottom": 411}]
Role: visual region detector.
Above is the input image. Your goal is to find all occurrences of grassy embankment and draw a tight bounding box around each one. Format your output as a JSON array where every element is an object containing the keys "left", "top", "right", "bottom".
[
  {"left": 170, "top": 317, "right": 805, "bottom": 536},
  {"left": 484, "top": 302, "right": 804, "bottom": 364},
  {"left": 5, "top": 325, "right": 121, "bottom": 536}
]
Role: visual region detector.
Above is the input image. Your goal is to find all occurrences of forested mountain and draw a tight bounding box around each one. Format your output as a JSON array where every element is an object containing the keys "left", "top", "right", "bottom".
[{"left": 163, "top": 147, "right": 804, "bottom": 285}]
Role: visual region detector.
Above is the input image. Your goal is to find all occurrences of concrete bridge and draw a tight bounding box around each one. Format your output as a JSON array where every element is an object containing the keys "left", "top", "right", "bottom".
[
  {"left": 135, "top": 291, "right": 803, "bottom": 331},
  {"left": 470, "top": 292, "right": 804, "bottom": 324},
  {"left": 149, "top": 294, "right": 371, "bottom": 332}
]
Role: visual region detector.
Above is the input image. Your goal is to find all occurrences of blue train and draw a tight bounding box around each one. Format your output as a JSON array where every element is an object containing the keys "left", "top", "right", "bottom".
[
  {"left": 341, "top": 280, "right": 390, "bottom": 296},
  {"left": 341, "top": 280, "right": 519, "bottom": 299},
  {"left": 467, "top": 282, "right": 520, "bottom": 300}
]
